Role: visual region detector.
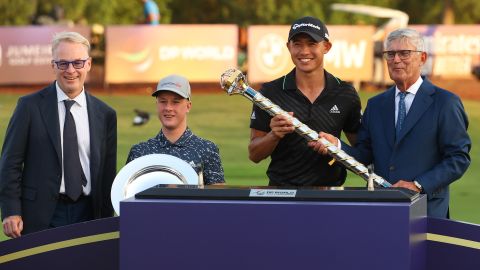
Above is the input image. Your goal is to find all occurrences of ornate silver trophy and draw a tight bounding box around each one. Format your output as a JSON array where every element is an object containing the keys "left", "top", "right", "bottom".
[{"left": 220, "top": 68, "right": 392, "bottom": 188}]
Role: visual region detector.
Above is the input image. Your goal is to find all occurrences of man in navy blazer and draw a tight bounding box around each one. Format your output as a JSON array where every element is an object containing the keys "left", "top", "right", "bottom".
[
  {"left": 309, "top": 28, "right": 471, "bottom": 218},
  {"left": 0, "top": 32, "right": 117, "bottom": 237}
]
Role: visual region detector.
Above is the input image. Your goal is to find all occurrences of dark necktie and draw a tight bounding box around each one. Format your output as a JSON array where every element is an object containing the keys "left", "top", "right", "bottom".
[
  {"left": 396, "top": 92, "right": 407, "bottom": 139},
  {"left": 63, "top": 100, "right": 86, "bottom": 201}
]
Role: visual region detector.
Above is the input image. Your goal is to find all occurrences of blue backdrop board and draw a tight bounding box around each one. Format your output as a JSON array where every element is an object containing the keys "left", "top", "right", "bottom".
[
  {"left": 0, "top": 217, "right": 119, "bottom": 270},
  {"left": 120, "top": 186, "right": 427, "bottom": 270},
  {"left": 427, "top": 218, "right": 480, "bottom": 269}
]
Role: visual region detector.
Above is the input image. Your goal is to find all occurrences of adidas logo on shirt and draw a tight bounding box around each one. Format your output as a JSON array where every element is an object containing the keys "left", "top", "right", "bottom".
[
  {"left": 329, "top": 105, "right": 340, "bottom": 114},
  {"left": 251, "top": 111, "right": 256, "bottom": 120}
]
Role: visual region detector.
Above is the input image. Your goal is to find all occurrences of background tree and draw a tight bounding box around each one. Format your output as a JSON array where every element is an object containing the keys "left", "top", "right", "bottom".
[
  {"left": 326, "top": 0, "right": 397, "bottom": 25},
  {"left": 0, "top": 0, "right": 37, "bottom": 25},
  {"left": 448, "top": 0, "right": 480, "bottom": 23},
  {"left": 85, "top": 0, "right": 172, "bottom": 25},
  {"left": 0, "top": 0, "right": 479, "bottom": 26},
  {"left": 394, "top": 0, "right": 480, "bottom": 24},
  {"left": 34, "top": 0, "right": 88, "bottom": 24}
]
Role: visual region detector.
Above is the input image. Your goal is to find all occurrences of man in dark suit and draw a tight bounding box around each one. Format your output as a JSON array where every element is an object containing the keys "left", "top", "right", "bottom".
[
  {"left": 0, "top": 32, "right": 117, "bottom": 237},
  {"left": 309, "top": 28, "right": 471, "bottom": 218}
]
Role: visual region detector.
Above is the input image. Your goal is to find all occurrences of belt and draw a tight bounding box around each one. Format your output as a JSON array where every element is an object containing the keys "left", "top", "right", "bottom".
[{"left": 57, "top": 193, "right": 87, "bottom": 203}]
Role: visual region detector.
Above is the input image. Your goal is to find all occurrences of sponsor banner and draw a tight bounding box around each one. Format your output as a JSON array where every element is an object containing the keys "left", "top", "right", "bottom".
[
  {"left": 0, "top": 26, "right": 90, "bottom": 85},
  {"left": 410, "top": 25, "right": 480, "bottom": 78},
  {"left": 247, "top": 25, "right": 374, "bottom": 83},
  {"left": 105, "top": 25, "right": 238, "bottom": 83}
]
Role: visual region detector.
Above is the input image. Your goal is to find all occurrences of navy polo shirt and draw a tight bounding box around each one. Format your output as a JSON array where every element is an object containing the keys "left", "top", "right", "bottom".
[
  {"left": 126, "top": 128, "right": 225, "bottom": 185},
  {"left": 250, "top": 68, "right": 361, "bottom": 186}
]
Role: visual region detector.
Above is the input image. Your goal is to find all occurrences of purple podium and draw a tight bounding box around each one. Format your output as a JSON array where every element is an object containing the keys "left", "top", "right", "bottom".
[
  {"left": 120, "top": 186, "right": 427, "bottom": 270},
  {"left": 2, "top": 187, "right": 478, "bottom": 270}
]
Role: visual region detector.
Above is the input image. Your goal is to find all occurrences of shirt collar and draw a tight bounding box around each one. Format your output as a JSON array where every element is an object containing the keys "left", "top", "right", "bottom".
[
  {"left": 395, "top": 76, "right": 423, "bottom": 97},
  {"left": 157, "top": 127, "right": 193, "bottom": 147},
  {"left": 282, "top": 68, "right": 297, "bottom": 91},
  {"left": 282, "top": 68, "right": 337, "bottom": 93},
  {"left": 56, "top": 81, "right": 87, "bottom": 107}
]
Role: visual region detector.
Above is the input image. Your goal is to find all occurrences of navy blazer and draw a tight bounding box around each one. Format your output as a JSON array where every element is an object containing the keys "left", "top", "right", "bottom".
[
  {"left": 343, "top": 78, "right": 471, "bottom": 218},
  {"left": 0, "top": 82, "right": 117, "bottom": 234}
]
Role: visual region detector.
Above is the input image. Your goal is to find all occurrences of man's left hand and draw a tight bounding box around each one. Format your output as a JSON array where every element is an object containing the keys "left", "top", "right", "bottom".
[{"left": 392, "top": 180, "right": 421, "bottom": 192}]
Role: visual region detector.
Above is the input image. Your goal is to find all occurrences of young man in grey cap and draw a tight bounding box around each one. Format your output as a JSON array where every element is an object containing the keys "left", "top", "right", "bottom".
[
  {"left": 126, "top": 74, "right": 225, "bottom": 185},
  {"left": 248, "top": 16, "right": 361, "bottom": 187}
]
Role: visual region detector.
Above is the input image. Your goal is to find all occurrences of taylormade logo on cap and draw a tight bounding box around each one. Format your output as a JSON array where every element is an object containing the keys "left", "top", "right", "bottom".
[
  {"left": 288, "top": 16, "right": 329, "bottom": 42},
  {"left": 292, "top": 23, "right": 322, "bottom": 31}
]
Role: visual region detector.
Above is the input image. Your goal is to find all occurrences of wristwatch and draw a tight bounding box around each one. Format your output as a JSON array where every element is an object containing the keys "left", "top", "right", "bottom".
[{"left": 413, "top": 181, "right": 423, "bottom": 192}]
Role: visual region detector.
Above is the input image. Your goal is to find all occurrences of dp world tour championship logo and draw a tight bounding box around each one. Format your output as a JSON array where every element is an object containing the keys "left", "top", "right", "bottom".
[
  {"left": 255, "top": 33, "right": 290, "bottom": 75},
  {"left": 116, "top": 46, "right": 153, "bottom": 73}
]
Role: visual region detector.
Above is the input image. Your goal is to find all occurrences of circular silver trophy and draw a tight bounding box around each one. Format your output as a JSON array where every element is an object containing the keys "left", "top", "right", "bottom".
[{"left": 111, "top": 154, "right": 198, "bottom": 215}]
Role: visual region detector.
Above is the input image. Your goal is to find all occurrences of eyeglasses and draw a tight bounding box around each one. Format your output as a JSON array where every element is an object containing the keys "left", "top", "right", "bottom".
[
  {"left": 382, "top": 50, "right": 423, "bottom": 60},
  {"left": 52, "top": 58, "right": 90, "bottom": 70}
]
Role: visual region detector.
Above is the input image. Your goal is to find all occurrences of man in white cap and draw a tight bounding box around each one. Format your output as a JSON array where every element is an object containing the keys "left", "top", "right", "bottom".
[{"left": 126, "top": 74, "right": 225, "bottom": 185}]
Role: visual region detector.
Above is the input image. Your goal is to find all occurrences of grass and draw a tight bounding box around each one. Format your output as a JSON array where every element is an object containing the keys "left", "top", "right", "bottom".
[{"left": 0, "top": 89, "right": 479, "bottom": 242}]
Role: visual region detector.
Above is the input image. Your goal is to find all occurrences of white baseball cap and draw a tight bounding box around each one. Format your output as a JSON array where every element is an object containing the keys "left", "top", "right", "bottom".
[{"left": 152, "top": 74, "right": 191, "bottom": 100}]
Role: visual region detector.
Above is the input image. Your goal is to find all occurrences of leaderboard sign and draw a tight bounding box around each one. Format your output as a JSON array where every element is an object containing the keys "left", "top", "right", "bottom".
[
  {"left": 105, "top": 25, "right": 238, "bottom": 83},
  {"left": 0, "top": 26, "right": 90, "bottom": 84},
  {"left": 247, "top": 25, "right": 375, "bottom": 83}
]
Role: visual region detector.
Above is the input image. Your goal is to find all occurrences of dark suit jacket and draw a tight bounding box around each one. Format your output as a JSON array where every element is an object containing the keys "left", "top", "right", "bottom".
[
  {"left": 0, "top": 82, "right": 117, "bottom": 234},
  {"left": 343, "top": 78, "right": 471, "bottom": 218}
]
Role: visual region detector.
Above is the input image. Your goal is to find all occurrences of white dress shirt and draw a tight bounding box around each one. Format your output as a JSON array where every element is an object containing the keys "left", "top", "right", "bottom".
[
  {"left": 394, "top": 76, "right": 423, "bottom": 125},
  {"left": 56, "top": 82, "right": 91, "bottom": 195}
]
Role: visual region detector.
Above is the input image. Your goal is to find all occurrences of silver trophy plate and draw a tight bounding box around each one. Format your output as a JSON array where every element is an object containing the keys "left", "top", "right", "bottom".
[{"left": 111, "top": 154, "right": 198, "bottom": 215}]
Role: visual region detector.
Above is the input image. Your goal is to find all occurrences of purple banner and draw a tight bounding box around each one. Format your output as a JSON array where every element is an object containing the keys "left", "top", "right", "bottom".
[{"left": 0, "top": 26, "right": 90, "bottom": 85}]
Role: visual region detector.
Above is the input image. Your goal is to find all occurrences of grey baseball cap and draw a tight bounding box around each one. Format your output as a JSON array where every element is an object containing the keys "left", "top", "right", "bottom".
[{"left": 152, "top": 74, "right": 191, "bottom": 100}]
